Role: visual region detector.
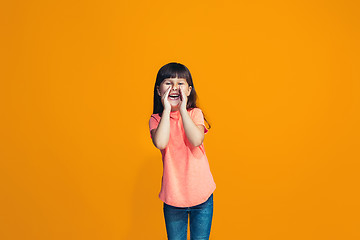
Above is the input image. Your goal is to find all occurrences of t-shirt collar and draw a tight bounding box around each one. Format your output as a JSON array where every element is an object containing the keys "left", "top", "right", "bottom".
[{"left": 170, "top": 110, "right": 180, "bottom": 120}]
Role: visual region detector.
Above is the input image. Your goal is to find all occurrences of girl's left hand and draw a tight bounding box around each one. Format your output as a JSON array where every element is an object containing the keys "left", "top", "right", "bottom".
[{"left": 179, "top": 86, "right": 188, "bottom": 111}]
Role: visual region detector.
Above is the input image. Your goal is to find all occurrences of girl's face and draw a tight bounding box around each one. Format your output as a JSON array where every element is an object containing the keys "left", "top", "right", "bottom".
[{"left": 157, "top": 77, "right": 192, "bottom": 110}]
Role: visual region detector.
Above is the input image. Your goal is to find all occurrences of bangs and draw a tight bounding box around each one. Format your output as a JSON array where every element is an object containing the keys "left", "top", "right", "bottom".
[{"left": 157, "top": 62, "right": 191, "bottom": 83}]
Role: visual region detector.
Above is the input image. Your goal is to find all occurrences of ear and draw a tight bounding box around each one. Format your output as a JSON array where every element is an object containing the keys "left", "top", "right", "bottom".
[
  {"left": 156, "top": 86, "right": 161, "bottom": 96},
  {"left": 187, "top": 86, "right": 192, "bottom": 96}
]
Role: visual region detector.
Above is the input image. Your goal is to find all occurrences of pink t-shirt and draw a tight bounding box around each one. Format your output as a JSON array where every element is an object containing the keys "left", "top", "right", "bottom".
[{"left": 149, "top": 107, "right": 216, "bottom": 207}]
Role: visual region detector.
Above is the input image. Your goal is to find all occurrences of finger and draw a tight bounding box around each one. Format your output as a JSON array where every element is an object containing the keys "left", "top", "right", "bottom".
[
  {"left": 162, "top": 86, "right": 170, "bottom": 99},
  {"left": 162, "top": 86, "right": 171, "bottom": 106},
  {"left": 179, "top": 86, "right": 185, "bottom": 101},
  {"left": 164, "top": 86, "right": 171, "bottom": 101},
  {"left": 165, "top": 86, "right": 171, "bottom": 97}
]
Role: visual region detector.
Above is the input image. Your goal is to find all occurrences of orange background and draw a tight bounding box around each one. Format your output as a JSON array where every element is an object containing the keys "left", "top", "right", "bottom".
[{"left": 1, "top": 0, "right": 360, "bottom": 239}]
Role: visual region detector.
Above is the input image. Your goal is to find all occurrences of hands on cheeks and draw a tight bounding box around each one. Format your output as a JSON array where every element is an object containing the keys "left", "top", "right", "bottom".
[
  {"left": 162, "top": 86, "right": 172, "bottom": 111},
  {"left": 179, "top": 86, "right": 188, "bottom": 111},
  {"left": 161, "top": 85, "right": 189, "bottom": 111}
]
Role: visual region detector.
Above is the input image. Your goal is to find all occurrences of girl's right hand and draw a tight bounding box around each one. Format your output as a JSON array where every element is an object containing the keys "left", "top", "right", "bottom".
[{"left": 161, "top": 86, "right": 172, "bottom": 111}]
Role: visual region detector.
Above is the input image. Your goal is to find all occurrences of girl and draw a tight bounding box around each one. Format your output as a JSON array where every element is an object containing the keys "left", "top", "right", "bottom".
[{"left": 149, "top": 62, "right": 216, "bottom": 240}]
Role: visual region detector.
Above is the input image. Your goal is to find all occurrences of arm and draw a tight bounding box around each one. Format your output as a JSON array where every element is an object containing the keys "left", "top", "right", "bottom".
[
  {"left": 151, "top": 86, "right": 173, "bottom": 150},
  {"left": 151, "top": 109, "right": 171, "bottom": 150},
  {"left": 180, "top": 108, "right": 205, "bottom": 147}
]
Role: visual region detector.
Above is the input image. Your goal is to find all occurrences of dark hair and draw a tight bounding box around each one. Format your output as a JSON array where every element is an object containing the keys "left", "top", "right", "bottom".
[{"left": 152, "top": 62, "right": 211, "bottom": 130}]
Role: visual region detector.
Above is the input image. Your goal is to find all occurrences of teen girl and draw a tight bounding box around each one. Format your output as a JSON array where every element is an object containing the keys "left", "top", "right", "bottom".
[{"left": 149, "top": 62, "right": 216, "bottom": 240}]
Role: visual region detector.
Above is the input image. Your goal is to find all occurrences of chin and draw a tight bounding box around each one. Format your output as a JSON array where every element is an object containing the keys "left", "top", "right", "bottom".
[{"left": 171, "top": 105, "right": 180, "bottom": 111}]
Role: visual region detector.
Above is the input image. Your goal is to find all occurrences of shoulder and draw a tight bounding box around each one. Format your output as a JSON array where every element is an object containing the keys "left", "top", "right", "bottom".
[
  {"left": 150, "top": 113, "right": 161, "bottom": 120},
  {"left": 189, "top": 107, "right": 204, "bottom": 116},
  {"left": 149, "top": 113, "right": 161, "bottom": 125},
  {"left": 189, "top": 107, "right": 202, "bottom": 112}
]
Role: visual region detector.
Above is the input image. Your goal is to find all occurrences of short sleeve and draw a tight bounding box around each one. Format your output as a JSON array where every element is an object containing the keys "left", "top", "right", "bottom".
[
  {"left": 191, "top": 108, "right": 209, "bottom": 134},
  {"left": 149, "top": 115, "right": 160, "bottom": 138}
]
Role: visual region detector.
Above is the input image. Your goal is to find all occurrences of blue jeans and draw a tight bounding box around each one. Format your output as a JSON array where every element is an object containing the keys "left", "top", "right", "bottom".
[{"left": 163, "top": 194, "right": 214, "bottom": 240}]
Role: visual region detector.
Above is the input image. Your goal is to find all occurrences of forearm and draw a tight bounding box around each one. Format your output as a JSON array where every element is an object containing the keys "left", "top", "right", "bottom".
[
  {"left": 153, "top": 109, "right": 171, "bottom": 150},
  {"left": 180, "top": 108, "right": 204, "bottom": 147}
]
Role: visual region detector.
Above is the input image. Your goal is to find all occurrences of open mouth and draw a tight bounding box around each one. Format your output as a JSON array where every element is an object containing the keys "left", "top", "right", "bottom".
[{"left": 169, "top": 94, "right": 180, "bottom": 100}]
